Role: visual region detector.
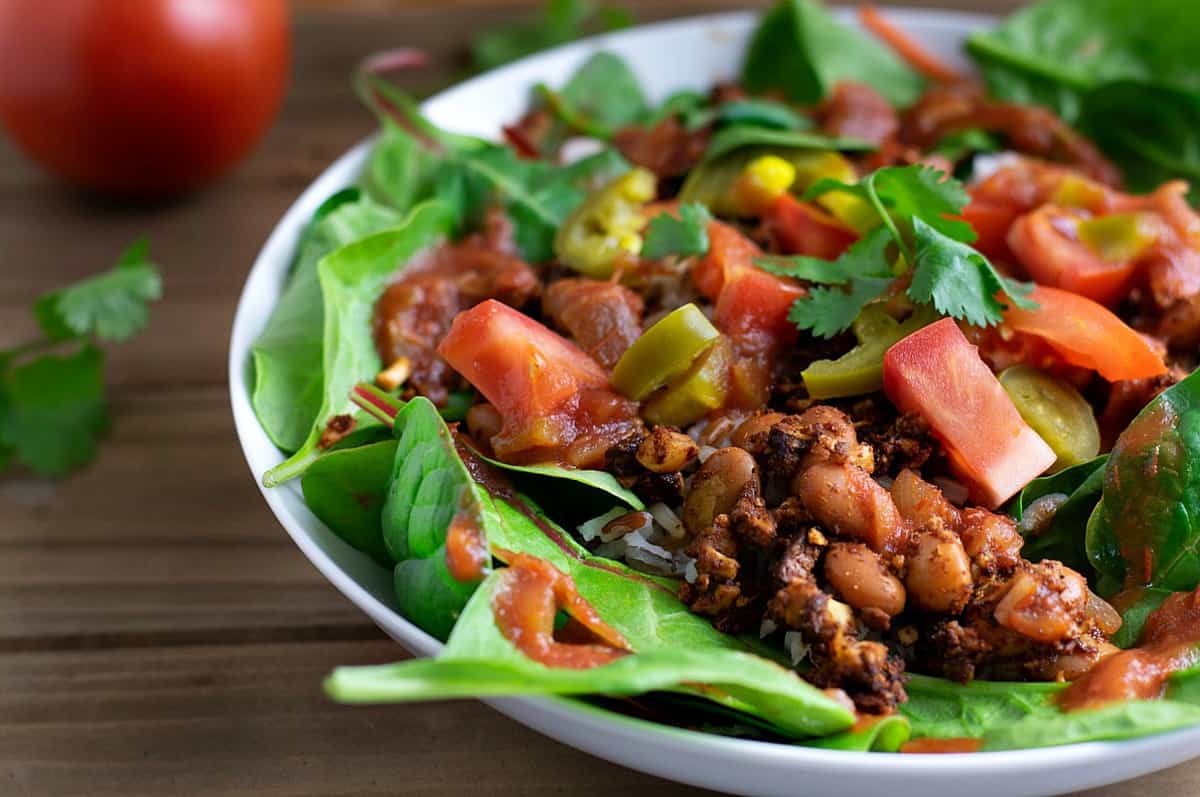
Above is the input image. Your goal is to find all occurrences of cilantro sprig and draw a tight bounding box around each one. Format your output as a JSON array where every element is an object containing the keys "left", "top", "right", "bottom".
[
  {"left": 772, "top": 165, "right": 1035, "bottom": 338},
  {"left": 641, "top": 203, "right": 712, "bottom": 259},
  {"left": 1, "top": 240, "right": 161, "bottom": 477}
]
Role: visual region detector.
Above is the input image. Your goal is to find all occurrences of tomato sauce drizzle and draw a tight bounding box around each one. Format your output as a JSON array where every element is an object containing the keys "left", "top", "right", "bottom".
[
  {"left": 1059, "top": 587, "right": 1200, "bottom": 711},
  {"left": 900, "top": 738, "right": 983, "bottom": 754},
  {"left": 491, "top": 550, "right": 630, "bottom": 669},
  {"left": 445, "top": 514, "right": 488, "bottom": 582}
]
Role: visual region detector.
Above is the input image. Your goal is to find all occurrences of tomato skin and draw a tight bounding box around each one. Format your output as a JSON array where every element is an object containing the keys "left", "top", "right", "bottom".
[
  {"left": 714, "top": 267, "right": 804, "bottom": 349},
  {"left": 962, "top": 200, "right": 1020, "bottom": 262},
  {"left": 0, "top": 0, "right": 289, "bottom": 195},
  {"left": 1007, "top": 205, "right": 1140, "bottom": 306},
  {"left": 762, "top": 193, "right": 857, "bottom": 261},
  {"left": 438, "top": 300, "right": 608, "bottom": 423},
  {"left": 1002, "top": 285, "right": 1167, "bottom": 382},
  {"left": 693, "top": 220, "right": 764, "bottom": 300},
  {"left": 883, "top": 318, "right": 1056, "bottom": 508}
]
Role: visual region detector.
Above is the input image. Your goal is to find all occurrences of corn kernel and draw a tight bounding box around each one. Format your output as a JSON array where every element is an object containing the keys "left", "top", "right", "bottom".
[
  {"left": 731, "top": 155, "right": 796, "bottom": 214},
  {"left": 375, "top": 356, "right": 412, "bottom": 392}
]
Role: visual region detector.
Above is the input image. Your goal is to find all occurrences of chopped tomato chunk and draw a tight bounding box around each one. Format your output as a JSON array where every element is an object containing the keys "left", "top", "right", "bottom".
[
  {"left": 437, "top": 300, "right": 638, "bottom": 466},
  {"left": 1007, "top": 205, "right": 1142, "bottom": 306},
  {"left": 1002, "top": 285, "right": 1167, "bottom": 382},
  {"left": 883, "top": 318, "right": 1056, "bottom": 508},
  {"left": 962, "top": 200, "right": 1020, "bottom": 262},
  {"left": 762, "top": 193, "right": 857, "bottom": 261},
  {"left": 692, "top": 220, "right": 762, "bottom": 301}
]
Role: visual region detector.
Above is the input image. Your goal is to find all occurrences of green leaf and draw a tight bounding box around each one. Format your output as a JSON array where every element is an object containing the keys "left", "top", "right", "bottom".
[
  {"left": 262, "top": 201, "right": 457, "bottom": 487},
  {"left": 1110, "top": 588, "right": 1172, "bottom": 649},
  {"left": 715, "top": 99, "right": 812, "bottom": 132},
  {"left": 382, "top": 398, "right": 499, "bottom": 639},
  {"left": 472, "top": 450, "right": 644, "bottom": 511},
  {"left": 34, "top": 240, "right": 161, "bottom": 343},
  {"left": 1008, "top": 455, "right": 1108, "bottom": 576},
  {"left": 754, "top": 255, "right": 852, "bottom": 285},
  {"left": 471, "top": 0, "right": 632, "bottom": 72},
  {"left": 558, "top": 51, "right": 648, "bottom": 134},
  {"left": 1087, "top": 368, "right": 1200, "bottom": 594},
  {"left": 301, "top": 438, "right": 399, "bottom": 566},
  {"left": 0, "top": 345, "right": 110, "bottom": 478},
  {"left": 906, "top": 217, "right": 1012, "bottom": 328},
  {"left": 640, "top": 203, "right": 712, "bottom": 259},
  {"left": 704, "top": 124, "right": 872, "bottom": 162},
  {"left": 982, "top": 700, "right": 1200, "bottom": 751},
  {"left": 741, "top": 0, "right": 924, "bottom": 107},
  {"left": 966, "top": 0, "right": 1200, "bottom": 124},
  {"left": 931, "top": 128, "right": 1002, "bottom": 163},
  {"left": 251, "top": 195, "right": 403, "bottom": 453},
  {"left": 804, "top": 714, "right": 911, "bottom": 751},
  {"left": 326, "top": 568, "right": 855, "bottom": 740},
  {"left": 806, "top": 165, "right": 975, "bottom": 243},
  {"left": 783, "top": 228, "right": 896, "bottom": 338},
  {"left": 363, "top": 120, "right": 440, "bottom": 213},
  {"left": 902, "top": 674, "right": 1062, "bottom": 740}
]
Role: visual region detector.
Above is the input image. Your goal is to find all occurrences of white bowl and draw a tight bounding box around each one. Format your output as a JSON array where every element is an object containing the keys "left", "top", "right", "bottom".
[{"left": 229, "top": 8, "right": 1200, "bottom": 795}]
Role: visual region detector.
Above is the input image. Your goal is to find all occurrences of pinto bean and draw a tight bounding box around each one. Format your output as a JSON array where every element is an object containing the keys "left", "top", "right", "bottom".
[
  {"left": 636, "top": 427, "right": 698, "bottom": 473},
  {"left": 890, "top": 468, "right": 960, "bottom": 530},
  {"left": 993, "top": 562, "right": 1088, "bottom": 643},
  {"left": 905, "top": 529, "right": 973, "bottom": 613},
  {"left": 959, "top": 508, "right": 1024, "bottom": 572},
  {"left": 730, "top": 411, "right": 786, "bottom": 451},
  {"left": 682, "top": 447, "right": 758, "bottom": 535},
  {"left": 823, "top": 543, "right": 906, "bottom": 617},
  {"left": 793, "top": 461, "right": 907, "bottom": 553}
]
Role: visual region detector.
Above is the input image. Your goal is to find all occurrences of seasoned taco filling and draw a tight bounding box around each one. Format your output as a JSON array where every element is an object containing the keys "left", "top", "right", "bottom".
[{"left": 259, "top": 0, "right": 1200, "bottom": 752}]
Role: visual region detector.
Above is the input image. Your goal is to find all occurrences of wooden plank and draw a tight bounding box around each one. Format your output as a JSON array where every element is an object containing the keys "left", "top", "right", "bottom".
[{"left": 0, "top": 640, "right": 719, "bottom": 796}]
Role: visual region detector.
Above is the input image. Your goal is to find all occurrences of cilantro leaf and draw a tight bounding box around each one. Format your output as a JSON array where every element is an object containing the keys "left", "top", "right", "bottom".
[
  {"left": 641, "top": 203, "right": 712, "bottom": 259},
  {"left": 754, "top": 255, "right": 849, "bottom": 284},
  {"left": 33, "top": 239, "right": 162, "bottom": 343},
  {"left": 0, "top": 345, "right": 110, "bottom": 477},
  {"left": 806, "top": 165, "right": 975, "bottom": 243},
  {"left": 783, "top": 229, "right": 897, "bottom": 338},
  {"left": 906, "top": 218, "right": 1036, "bottom": 327},
  {"left": 790, "top": 278, "right": 893, "bottom": 339}
]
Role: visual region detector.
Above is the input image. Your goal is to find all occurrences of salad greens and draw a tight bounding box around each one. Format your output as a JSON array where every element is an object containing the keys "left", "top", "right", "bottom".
[
  {"left": 741, "top": 0, "right": 924, "bottom": 107},
  {"left": 246, "top": 0, "right": 1200, "bottom": 755},
  {"left": 472, "top": 0, "right": 632, "bottom": 72},
  {"left": 966, "top": 0, "right": 1200, "bottom": 199},
  {"left": 2, "top": 240, "right": 160, "bottom": 477}
]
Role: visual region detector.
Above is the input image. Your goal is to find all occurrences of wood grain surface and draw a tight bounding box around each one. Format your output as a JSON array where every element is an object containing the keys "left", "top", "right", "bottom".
[{"left": 2, "top": 2, "right": 1197, "bottom": 795}]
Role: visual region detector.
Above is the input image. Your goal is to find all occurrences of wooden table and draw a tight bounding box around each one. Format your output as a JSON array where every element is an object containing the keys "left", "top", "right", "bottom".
[{"left": 2, "top": 2, "right": 1197, "bottom": 794}]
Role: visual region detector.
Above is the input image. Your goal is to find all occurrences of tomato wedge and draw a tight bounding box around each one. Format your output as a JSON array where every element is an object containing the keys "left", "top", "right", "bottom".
[
  {"left": 762, "top": 193, "right": 857, "bottom": 261},
  {"left": 692, "top": 220, "right": 762, "bottom": 301},
  {"left": 962, "top": 199, "right": 1020, "bottom": 262},
  {"left": 883, "top": 318, "right": 1056, "bottom": 508},
  {"left": 438, "top": 299, "right": 608, "bottom": 421},
  {"left": 1002, "top": 285, "right": 1167, "bottom": 382},
  {"left": 1007, "top": 205, "right": 1141, "bottom": 306}
]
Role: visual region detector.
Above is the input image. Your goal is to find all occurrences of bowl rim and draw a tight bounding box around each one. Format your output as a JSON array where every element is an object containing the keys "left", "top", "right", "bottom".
[{"left": 227, "top": 4, "right": 1200, "bottom": 781}]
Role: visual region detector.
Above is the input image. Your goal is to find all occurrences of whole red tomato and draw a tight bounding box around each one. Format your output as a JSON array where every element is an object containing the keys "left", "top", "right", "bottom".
[{"left": 0, "top": 0, "right": 290, "bottom": 195}]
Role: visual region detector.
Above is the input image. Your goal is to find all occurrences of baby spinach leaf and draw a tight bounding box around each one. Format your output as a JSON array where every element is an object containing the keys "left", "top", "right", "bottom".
[
  {"left": 326, "top": 568, "right": 855, "bottom": 739},
  {"left": 383, "top": 397, "right": 504, "bottom": 639},
  {"left": 1010, "top": 455, "right": 1107, "bottom": 576},
  {"left": 364, "top": 120, "right": 441, "bottom": 213},
  {"left": 251, "top": 196, "right": 403, "bottom": 453},
  {"left": 301, "top": 438, "right": 399, "bottom": 566},
  {"left": 1087, "top": 368, "right": 1200, "bottom": 594},
  {"left": 1110, "top": 588, "right": 1172, "bottom": 649},
  {"left": 804, "top": 714, "right": 911, "bottom": 751},
  {"left": 540, "top": 51, "right": 647, "bottom": 138},
  {"left": 472, "top": 450, "right": 644, "bottom": 511},
  {"left": 741, "top": 0, "right": 924, "bottom": 107},
  {"left": 1078, "top": 82, "right": 1200, "bottom": 202},
  {"left": 715, "top": 99, "right": 812, "bottom": 132},
  {"left": 641, "top": 203, "right": 712, "bottom": 259},
  {"left": 966, "top": 0, "right": 1200, "bottom": 124},
  {"left": 902, "top": 674, "right": 1061, "bottom": 740},
  {"left": 262, "top": 201, "right": 457, "bottom": 487},
  {"left": 703, "top": 124, "right": 872, "bottom": 162},
  {"left": 982, "top": 700, "right": 1200, "bottom": 751}
]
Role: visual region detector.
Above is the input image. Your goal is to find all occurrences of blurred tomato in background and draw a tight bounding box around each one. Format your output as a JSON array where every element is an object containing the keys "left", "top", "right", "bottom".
[{"left": 0, "top": 0, "right": 290, "bottom": 196}]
